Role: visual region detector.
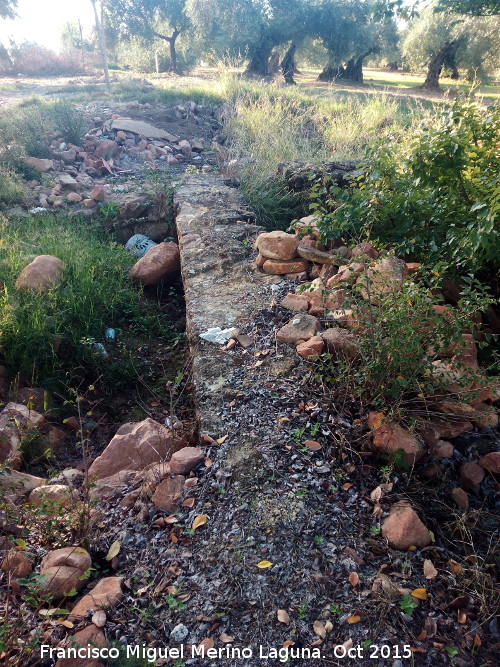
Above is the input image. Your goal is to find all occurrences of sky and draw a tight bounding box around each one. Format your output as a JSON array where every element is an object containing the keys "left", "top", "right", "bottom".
[{"left": 0, "top": 0, "right": 95, "bottom": 51}]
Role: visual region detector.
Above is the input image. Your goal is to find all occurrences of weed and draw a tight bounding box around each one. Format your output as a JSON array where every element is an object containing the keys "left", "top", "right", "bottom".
[
  {"left": 0, "top": 167, "right": 26, "bottom": 208},
  {"left": 399, "top": 593, "right": 418, "bottom": 617},
  {"left": 49, "top": 100, "right": 85, "bottom": 145},
  {"left": 98, "top": 201, "right": 120, "bottom": 221}
]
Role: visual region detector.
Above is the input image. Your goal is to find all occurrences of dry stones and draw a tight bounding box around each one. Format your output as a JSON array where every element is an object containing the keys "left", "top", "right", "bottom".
[
  {"left": 381, "top": 502, "right": 432, "bottom": 550},
  {"left": 29, "top": 484, "right": 75, "bottom": 508},
  {"left": 296, "top": 245, "right": 332, "bottom": 264},
  {"left": 321, "top": 327, "right": 360, "bottom": 360},
  {"left": 281, "top": 293, "right": 309, "bottom": 312},
  {"left": 110, "top": 118, "right": 179, "bottom": 142},
  {"left": 94, "top": 139, "right": 118, "bottom": 160},
  {"left": 152, "top": 475, "right": 185, "bottom": 511},
  {"left": 356, "top": 255, "right": 406, "bottom": 303},
  {"left": 0, "top": 402, "right": 45, "bottom": 468},
  {"left": 15, "top": 255, "right": 64, "bottom": 292},
  {"left": 450, "top": 487, "right": 469, "bottom": 511},
  {"left": 25, "top": 157, "right": 54, "bottom": 172},
  {"left": 40, "top": 546, "right": 91, "bottom": 599},
  {"left": 276, "top": 314, "right": 321, "bottom": 345},
  {"left": 255, "top": 231, "right": 298, "bottom": 260},
  {"left": 0, "top": 470, "right": 45, "bottom": 495},
  {"left": 478, "top": 452, "right": 500, "bottom": 476},
  {"left": 371, "top": 422, "right": 424, "bottom": 466},
  {"left": 55, "top": 624, "right": 105, "bottom": 667},
  {"left": 432, "top": 440, "right": 454, "bottom": 459},
  {"left": 1, "top": 550, "right": 32, "bottom": 577},
  {"left": 59, "top": 174, "right": 79, "bottom": 191},
  {"left": 89, "top": 470, "right": 139, "bottom": 500},
  {"left": 69, "top": 577, "right": 123, "bottom": 619},
  {"left": 459, "top": 462, "right": 485, "bottom": 493},
  {"left": 296, "top": 336, "right": 324, "bottom": 360},
  {"left": 262, "top": 258, "right": 309, "bottom": 275},
  {"left": 129, "top": 242, "right": 180, "bottom": 285},
  {"left": 169, "top": 447, "right": 204, "bottom": 474},
  {"left": 88, "top": 418, "right": 185, "bottom": 480}
]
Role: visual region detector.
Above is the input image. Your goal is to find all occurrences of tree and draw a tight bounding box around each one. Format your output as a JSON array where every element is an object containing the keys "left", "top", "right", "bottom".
[
  {"left": 106, "top": 0, "right": 190, "bottom": 73},
  {"left": 403, "top": 6, "right": 500, "bottom": 89},
  {"left": 434, "top": 0, "right": 500, "bottom": 15},
  {"left": 0, "top": 0, "right": 17, "bottom": 19},
  {"left": 90, "top": 0, "right": 111, "bottom": 92}
]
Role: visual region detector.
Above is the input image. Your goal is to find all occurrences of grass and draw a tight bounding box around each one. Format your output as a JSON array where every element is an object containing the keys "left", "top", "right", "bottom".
[
  {"left": 0, "top": 167, "right": 26, "bottom": 208},
  {"left": 0, "top": 213, "right": 139, "bottom": 389}
]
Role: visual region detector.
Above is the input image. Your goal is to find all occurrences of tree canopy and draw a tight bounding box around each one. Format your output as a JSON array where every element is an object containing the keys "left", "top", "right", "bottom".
[{"left": 0, "top": 0, "right": 17, "bottom": 20}]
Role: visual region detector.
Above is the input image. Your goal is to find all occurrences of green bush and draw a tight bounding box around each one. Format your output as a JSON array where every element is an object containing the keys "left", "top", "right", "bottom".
[
  {"left": 0, "top": 214, "right": 139, "bottom": 388},
  {"left": 49, "top": 100, "right": 85, "bottom": 145},
  {"left": 309, "top": 98, "right": 500, "bottom": 277}
]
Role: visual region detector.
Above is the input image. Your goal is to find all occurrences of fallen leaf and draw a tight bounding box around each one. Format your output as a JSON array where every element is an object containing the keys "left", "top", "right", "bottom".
[
  {"left": 192, "top": 515, "right": 208, "bottom": 530},
  {"left": 184, "top": 478, "right": 198, "bottom": 488},
  {"left": 170, "top": 532, "right": 178, "bottom": 543},
  {"left": 216, "top": 435, "right": 228, "bottom": 444},
  {"left": 165, "top": 515, "right": 178, "bottom": 524},
  {"left": 182, "top": 498, "right": 195, "bottom": 508},
  {"left": 202, "top": 434, "right": 216, "bottom": 444},
  {"left": 423, "top": 559, "right": 438, "bottom": 580},
  {"left": 204, "top": 458, "right": 213, "bottom": 467},
  {"left": 92, "top": 611, "right": 106, "bottom": 628},
  {"left": 257, "top": 560, "right": 273, "bottom": 569},
  {"left": 342, "top": 482, "right": 353, "bottom": 490},
  {"left": 283, "top": 641, "right": 295, "bottom": 648},
  {"left": 304, "top": 440, "right": 321, "bottom": 451},
  {"left": 458, "top": 610, "right": 467, "bottom": 624},
  {"left": 411, "top": 588, "right": 428, "bottom": 601},
  {"left": 198, "top": 638, "right": 214, "bottom": 651},
  {"left": 277, "top": 609, "right": 290, "bottom": 625},
  {"left": 416, "top": 630, "right": 427, "bottom": 641},
  {"left": 219, "top": 634, "right": 234, "bottom": 643},
  {"left": 474, "top": 635, "right": 481, "bottom": 647},
  {"left": 347, "top": 615, "right": 361, "bottom": 624},
  {"left": 313, "top": 621, "right": 326, "bottom": 638},
  {"left": 105, "top": 540, "right": 120, "bottom": 561},
  {"left": 325, "top": 620, "right": 333, "bottom": 632},
  {"left": 449, "top": 559, "right": 463, "bottom": 575},
  {"left": 349, "top": 572, "right": 359, "bottom": 586},
  {"left": 57, "top": 619, "right": 74, "bottom": 629}
]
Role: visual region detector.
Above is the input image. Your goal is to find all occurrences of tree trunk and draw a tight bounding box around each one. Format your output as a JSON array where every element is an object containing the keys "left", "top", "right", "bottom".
[
  {"left": 245, "top": 38, "right": 275, "bottom": 76},
  {"left": 90, "top": 0, "right": 110, "bottom": 93},
  {"left": 280, "top": 43, "right": 297, "bottom": 85},
  {"left": 268, "top": 51, "right": 280, "bottom": 74},
  {"left": 154, "top": 29, "right": 181, "bottom": 74},
  {"left": 318, "top": 57, "right": 345, "bottom": 82},
  {"left": 422, "top": 40, "right": 461, "bottom": 90},
  {"left": 342, "top": 50, "right": 374, "bottom": 82}
]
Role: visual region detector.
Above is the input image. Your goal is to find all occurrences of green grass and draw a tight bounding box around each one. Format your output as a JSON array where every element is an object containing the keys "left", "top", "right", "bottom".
[
  {"left": 0, "top": 167, "right": 26, "bottom": 208},
  {"left": 0, "top": 213, "right": 139, "bottom": 389}
]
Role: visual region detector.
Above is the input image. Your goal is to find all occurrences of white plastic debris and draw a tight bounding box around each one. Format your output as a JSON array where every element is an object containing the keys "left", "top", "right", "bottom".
[
  {"left": 199, "top": 327, "right": 238, "bottom": 344},
  {"left": 29, "top": 207, "right": 48, "bottom": 214},
  {"left": 125, "top": 234, "right": 157, "bottom": 258}
]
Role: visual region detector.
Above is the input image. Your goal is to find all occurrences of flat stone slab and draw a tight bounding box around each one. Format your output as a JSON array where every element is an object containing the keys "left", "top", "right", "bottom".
[
  {"left": 174, "top": 174, "right": 279, "bottom": 435},
  {"left": 109, "top": 118, "right": 179, "bottom": 143}
]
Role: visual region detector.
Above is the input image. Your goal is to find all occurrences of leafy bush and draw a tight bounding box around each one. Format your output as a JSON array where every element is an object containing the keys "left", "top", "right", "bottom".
[
  {"left": 49, "top": 100, "right": 85, "bottom": 145},
  {"left": 309, "top": 98, "right": 500, "bottom": 277},
  {"left": 0, "top": 214, "right": 139, "bottom": 388}
]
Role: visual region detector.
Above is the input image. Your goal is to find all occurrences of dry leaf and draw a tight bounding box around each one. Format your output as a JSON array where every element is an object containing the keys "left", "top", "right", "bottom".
[
  {"left": 277, "top": 609, "right": 290, "bottom": 625},
  {"left": 449, "top": 559, "right": 463, "bottom": 575},
  {"left": 92, "top": 610, "right": 106, "bottom": 628},
  {"left": 165, "top": 515, "right": 178, "bottom": 524},
  {"left": 184, "top": 478, "right": 198, "bottom": 488},
  {"left": 219, "top": 634, "right": 234, "bottom": 643},
  {"left": 423, "top": 559, "right": 438, "bottom": 580},
  {"left": 411, "top": 588, "right": 428, "bottom": 601},
  {"left": 170, "top": 532, "right": 178, "bottom": 543},
  {"left": 304, "top": 440, "right": 321, "bottom": 451},
  {"left": 416, "top": 630, "right": 427, "bottom": 641},
  {"left": 342, "top": 483, "right": 353, "bottom": 490},
  {"left": 57, "top": 619, "right": 74, "bottom": 629},
  {"left": 202, "top": 433, "right": 216, "bottom": 444},
  {"left": 283, "top": 641, "right": 295, "bottom": 648},
  {"left": 347, "top": 615, "right": 361, "bottom": 624},
  {"left": 216, "top": 435, "right": 228, "bottom": 444},
  {"left": 204, "top": 458, "right": 213, "bottom": 467},
  {"left": 325, "top": 620, "right": 333, "bottom": 632},
  {"left": 458, "top": 610, "right": 467, "bottom": 624},
  {"left": 182, "top": 498, "right": 195, "bottom": 508},
  {"left": 198, "top": 638, "right": 214, "bottom": 651},
  {"left": 257, "top": 560, "right": 273, "bottom": 569},
  {"left": 313, "top": 621, "right": 326, "bottom": 638},
  {"left": 105, "top": 540, "right": 120, "bottom": 561},
  {"left": 349, "top": 572, "right": 359, "bottom": 586},
  {"left": 192, "top": 515, "right": 208, "bottom": 530}
]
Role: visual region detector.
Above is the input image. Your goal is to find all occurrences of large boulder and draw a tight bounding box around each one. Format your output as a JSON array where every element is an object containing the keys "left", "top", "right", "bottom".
[
  {"left": 262, "top": 258, "right": 309, "bottom": 275},
  {"left": 110, "top": 118, "right": 179, "bottom": 142},
  {"left": 0, "top": 470, "right": 45, "bottom": 495},
  {"left": 152, "top": 475, "right": 185, "bottom": 511},
  {"left": 29, "top": 484, "right": 76, "bottom": 509},
  {"left": 356, "top": 255, "right": 406, "bottom": 304},
  {"left": 1, "top": 550, "right": 32, "bottom": 578},
  {"left": 370, "top": 421, "right": 425, "bottom": 466},
  {"left": 169, "top": 447, "right": 204, "bottom": 474},
  {"left": 55, "top": 624, "right": 105, "bottom": 667},
  {"left": 381, "top": 501, "right": 432, "bottom": 550},
  {"left": 129, "top": 242, "right": 180, "bottom": 286},
  {"left": 24, "top": 157, "right": 54, "bottom": 172},
  {"left": 255, "top": 231, "right": 299, "bottom": 261},
  {"left": 39, "top": 547, "right": 91, "bottom": 599},
  {"left": 478, "top": 452, "right": 500, "bottom": 476},
  {"left": 0, "top": 402, "right": 45, "bottom": 468},
  {"left": 15, "top": 255, "right": 64, "bottom": 293},
  {"left": 88, "top": 418, "right": 186, "bottom": 480}
]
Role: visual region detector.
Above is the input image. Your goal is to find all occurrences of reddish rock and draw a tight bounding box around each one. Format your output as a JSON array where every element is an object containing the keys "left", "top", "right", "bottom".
[
  {"left": 262, "top": 258, "right": 309, "bottom": 275},
  {"left": 151, "top": 475, "right": 185, "bottom": 511},
  {"left": 69, "top": 577, "right": 123, "bottom": 619},
  {"left": 419, "top": 463, "right": 444, "bottom": 481},
  {"left": 0, "top": 470, "right": 45, "bottom": 495},
  {"left": 471, "top": 403, "right": 498, "bottom": 429},
  {"left": 296, "top": 336, "right": 324, "bottom": 361},
  {"left": 432, "top": 440, "right": 454, "bottom": 459},
  {"left": 432, "top": 418, "right": 473, "bottom": 440},
  {"left": 40, "top": 546, "right": 91, "bottom": 599},
  {"left": 25, "top": 157, "right": 54, "bottom": 172},
  {"left": 83, "top": 198, "right": 96, "bottom": 208},
  {"left": 327, "top": 262, "right": 364, "bottom": 286},
  {"left": 351, "top": 242, "right": 379, "bottom": 260},
  {"left": 255, "top": 253, "right": 266, "bottom": 268},
  {"left": 15, "top": 255, "right": 64, "bottom": 292},
  {"left": 381, "top": 502, "right": 432, "bottom": 550},
  {"left": 94, "top": 139, "right": 118, "bottom": 160},
  {"left": 321, "top": 327, "right": 360, "bottom": 360},
  {"left": 255, "top": 230, "right": 299, "bottom": 260},
  {"left": 88, "top": 418, "right": 186, "bottom": 480},
  {"left": 66, "top": 192, "right": 83, "bottom": 203},
  {"left": 55, "top": 624, "right": 105, "bottom": 667},
  {"left": 356, "top": 255, "right": 406, "bottom": 303},
  {"left": 432, "top": 400, "right": 476, "bottom": 419},
  {"left": 169, "top": 447, "right": 204, "bottom": 475},
  {"left": 29, "top": 484, "right": 76, "bottom": 508},
  {"left": 430, "top": 360, "right": 475, "bottom": 394},
  {"left": 296, "top": 245, "right": 332, "bottom": 264},
  {"left": 459, "top": 462, "right": 485, "bottom": 493},
  {"left": 90, "top": 185, "right": 106, "bottom": 202},
  {"left": 450, "top": 487, "right": 469, "bottom": 511},
  {"left": 89, "top": 470, "right": 139, "bottom": 500},
  {"left": 405, "top": 262, "right": 422, "bottom": 275},
  {"left": 0, "top": 402, "right": 45, "bottom": 468},
  {"left": 276, "top": 314, "right": 321, "bottom": 345},
  {"left": 478, "top": 452, "right": 500, "bottom": 476},
  {"left": 1, "top": 550, "right": 32, "bottom": 577},
  {"left": 129, "top": 242, "right": 180, "bottom": 286},
  {"left": 281, "top": 293, "right": 309, "bottom": 312},
  {"left": 371, "top": 422, "right": 425, "bottom": 466}
]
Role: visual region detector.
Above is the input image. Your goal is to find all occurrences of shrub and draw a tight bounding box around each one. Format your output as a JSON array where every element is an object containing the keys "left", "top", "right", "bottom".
[
  {"left": 0, "top": 214, "right": 139, "bottom": 388},
  {"left": 49, "top": 100, "right": 85, "bottom": 145},
  {"left": 309, "top": 98, "right": 500, "bottom": 278},
  {"left": 0, "top": 41, "right": 84, "bottom": 76},
  {"left": 0, "top": 167, "right": 26, "bottom": 208}
]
